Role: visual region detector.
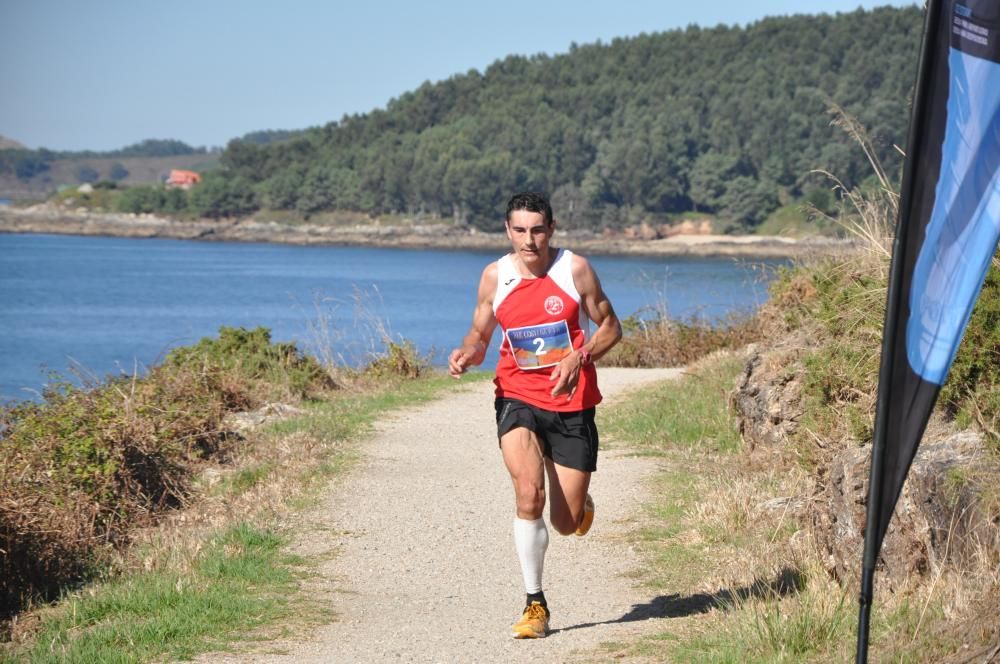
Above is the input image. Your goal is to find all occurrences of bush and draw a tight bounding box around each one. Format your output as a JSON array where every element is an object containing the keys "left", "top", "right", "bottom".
[
  {"left": 115, "top": 185, "right": 188, "bottom": 215},
  {"left": 0, "top": 327, "right": 334, "bottom": 618},
  {"left": 603, "top": 311, "right": 761, "bottom": 368},
  {"left": 117, "top": 185, "right": 168, "bottom": 214},
  {"left": 109, "top": 162, "right": 129, "bottom": 181},
  {"left": 164, "top": 326, "right": 336, "bottom": 401},
  {"left": 362, "top": 339, "right": 427, "bottom": 379},
  {"left": 76, "top": 165, "right": 100, "bottom": 184},
  {"left": 766, "top": 242, "right": 999, "bottom": 451},
  {"left": 188, "top": 173, "right": 258, "bottom": 219}
]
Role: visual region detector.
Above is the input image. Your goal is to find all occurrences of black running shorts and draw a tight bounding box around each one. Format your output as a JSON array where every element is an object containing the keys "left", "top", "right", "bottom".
[{"left": 494, "top": 397, "right": 599, "bottom": 472}]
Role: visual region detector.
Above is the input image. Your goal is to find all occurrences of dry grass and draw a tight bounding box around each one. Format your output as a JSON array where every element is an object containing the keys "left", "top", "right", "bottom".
[
  {"left": 609, "top": 350, "right": 998, "bottom": 661},
  {"left": 604, "top": 313, "right": 762, "bottom": 369}
]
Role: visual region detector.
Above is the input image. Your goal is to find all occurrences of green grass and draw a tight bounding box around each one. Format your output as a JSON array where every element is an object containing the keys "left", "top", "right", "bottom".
[
  {"left": 269, "top": 372, "right": 482, "bottom": 441},
  {"left": 212, "top": 463, "right": 275, "bottom": 496},
  {"left": 8, "top": 524, "right": 305, "bottom": 664},
  {"left": 595, "top": 344, "right": 976, "bottom": 662},
  {"left": 603, "top": 354, "right": 744, "bottom": 454},
  {"left": 601, "top": 355, "right": 748, "bottom": 596},
  {"left": 754, "top": 202, "right": 840, "bottom": 238},
  {"left": 673, "top": 582, "right": 852, "bottom": 663}
]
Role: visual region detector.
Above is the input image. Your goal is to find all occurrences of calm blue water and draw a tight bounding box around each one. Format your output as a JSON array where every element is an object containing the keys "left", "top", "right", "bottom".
[{"left": 0, "top": 233, "right": 783, "bottom": 402}]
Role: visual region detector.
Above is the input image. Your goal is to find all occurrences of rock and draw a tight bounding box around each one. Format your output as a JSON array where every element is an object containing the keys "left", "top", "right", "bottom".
[
  {"left": 223, "top": 402, "right": 305, "bottom": 434},
  {"left": 637, "top": 222, "right": 658, "bottom": 240},
  {"left": 813, "top": 431, "right": 995, "bottom": 589},
  {"left": 729, "top": 341, "right": 806, "bottom": 453}
]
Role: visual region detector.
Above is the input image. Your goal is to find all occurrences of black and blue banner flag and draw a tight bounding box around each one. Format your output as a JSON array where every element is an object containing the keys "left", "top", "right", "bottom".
[{"left": 858, "top": 0, "right": 1000, "bottom": 660}]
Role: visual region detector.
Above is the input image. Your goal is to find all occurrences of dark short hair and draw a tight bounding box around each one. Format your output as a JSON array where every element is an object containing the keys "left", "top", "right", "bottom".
[{"left": 505, "top": 191, "right": 553, "bottom": 225}]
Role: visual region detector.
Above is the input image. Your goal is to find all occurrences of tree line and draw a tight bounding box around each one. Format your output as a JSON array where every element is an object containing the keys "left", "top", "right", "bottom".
[
  {"left": 0, "top": 140, "right": 209, "bottom": 181},
  {"left": 56, "top": 6, "right": 928, "bottom": 229}
]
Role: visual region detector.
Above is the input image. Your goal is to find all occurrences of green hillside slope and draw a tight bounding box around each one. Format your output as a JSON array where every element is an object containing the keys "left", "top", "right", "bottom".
[{"left": 214, "top": 6, "right": 922, "bottom": 230}]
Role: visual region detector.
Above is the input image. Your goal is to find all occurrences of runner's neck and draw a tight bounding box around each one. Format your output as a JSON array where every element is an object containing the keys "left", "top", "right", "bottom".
[{"left": 513, "top": 247, "right": 560, "bottom": 279}]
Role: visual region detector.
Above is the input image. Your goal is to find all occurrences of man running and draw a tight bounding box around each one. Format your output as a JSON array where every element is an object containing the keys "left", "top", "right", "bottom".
[{"left": 448, "top": 191, "right": 622, "bottom": 639}]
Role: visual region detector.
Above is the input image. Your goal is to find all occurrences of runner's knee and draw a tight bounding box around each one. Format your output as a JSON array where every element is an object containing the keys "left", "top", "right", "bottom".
[{"left": 514, "top": 481, "right": 545, "bottom": 519}]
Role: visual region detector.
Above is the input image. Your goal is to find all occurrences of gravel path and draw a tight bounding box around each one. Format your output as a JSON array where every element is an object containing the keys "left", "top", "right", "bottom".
[{"left": 206, "top": 367, "right": 681, "bottom": 663}]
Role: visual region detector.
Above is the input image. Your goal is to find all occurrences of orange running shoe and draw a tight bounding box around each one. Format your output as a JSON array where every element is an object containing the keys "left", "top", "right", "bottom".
[
  {"left": 575, "top": 493, "right": 595, "bottom": 536},
  {"left": 511, "top": 601, "right": 549, "bottom": 639}
]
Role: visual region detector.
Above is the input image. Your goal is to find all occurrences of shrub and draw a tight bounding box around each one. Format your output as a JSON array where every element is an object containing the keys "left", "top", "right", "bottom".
[
  {"left": 117, "top": 185, "right": 167, "bottom": 214},
  {"left": 0, "top": 327, "right": 334, "bottom": 618},
  {"left": 766, "top": 241, "right": 998, "bottom": 451},
  {"left": 603, "top": 311, "right": 761, "bottom": 368},
  {"left": 164, "top": 326, "right": 336, "bottom": 400},
  {"left": 188, "top": 173, "right": 258, "bottom": 219},
  {"left": 76, "top": 165, "right": 100, "bottom": 184},
  {"left": 362, "top": 339, "right": 427, "bottom": 379},
  {"left": 108, "top": 162, "right": 129, "bottom": 181}
]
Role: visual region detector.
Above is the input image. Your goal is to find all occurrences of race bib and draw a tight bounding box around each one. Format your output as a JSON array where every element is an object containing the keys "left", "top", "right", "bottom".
[{"left": 505, "top": 320, "right": 573, "bottom": 370}]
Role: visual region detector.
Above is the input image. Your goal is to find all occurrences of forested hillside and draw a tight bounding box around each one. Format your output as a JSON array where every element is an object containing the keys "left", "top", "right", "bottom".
[
  {"left": 213, "top": 6, "right": 922, "bottom": 230},
  {"left": 4, "top": 6, "right": 924, "bottom": 229}
]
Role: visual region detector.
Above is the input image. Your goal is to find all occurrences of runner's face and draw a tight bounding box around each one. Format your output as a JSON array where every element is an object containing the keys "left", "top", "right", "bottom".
[{"left": 505, "top": 210, "right": 554, "bottom": 268}]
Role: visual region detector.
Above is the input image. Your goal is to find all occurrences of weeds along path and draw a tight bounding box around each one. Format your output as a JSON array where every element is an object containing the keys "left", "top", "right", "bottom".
[{"left": 205, "top": 367, "right": 681, "bottom": 663}]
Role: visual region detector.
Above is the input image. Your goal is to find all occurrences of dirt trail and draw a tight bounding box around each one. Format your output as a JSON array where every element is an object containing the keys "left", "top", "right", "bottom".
[{"left": 204, "top": 367, "right": 681, "bottom": 663}]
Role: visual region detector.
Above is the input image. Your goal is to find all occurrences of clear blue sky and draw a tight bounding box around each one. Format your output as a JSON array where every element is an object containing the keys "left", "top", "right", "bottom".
[{"left": 1, "top": 0, "right": 919, "bottom": 152}]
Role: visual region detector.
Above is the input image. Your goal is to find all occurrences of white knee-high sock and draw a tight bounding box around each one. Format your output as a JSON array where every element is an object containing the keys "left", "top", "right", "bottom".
[{"left": 513, "top": 517, "right": 549, "bottom": 594}]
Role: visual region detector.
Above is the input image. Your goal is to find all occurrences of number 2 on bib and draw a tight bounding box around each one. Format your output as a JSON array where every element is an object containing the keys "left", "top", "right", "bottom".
[{"left": 505, "top": 320, "right": 572, "bottom": 370}]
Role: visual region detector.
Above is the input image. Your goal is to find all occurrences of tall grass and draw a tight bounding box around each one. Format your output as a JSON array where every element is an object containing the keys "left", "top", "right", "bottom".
[
  {"left": 604, "top": 311, "right": 762, "bottom": 369},
  {"left": 303, "top": 285, "right": 430, "bottom": 381}
]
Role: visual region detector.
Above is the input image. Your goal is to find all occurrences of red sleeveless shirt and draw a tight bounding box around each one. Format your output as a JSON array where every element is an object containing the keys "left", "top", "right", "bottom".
[{"left": 493, "top": 248, "right": 602, "bottom": 412}]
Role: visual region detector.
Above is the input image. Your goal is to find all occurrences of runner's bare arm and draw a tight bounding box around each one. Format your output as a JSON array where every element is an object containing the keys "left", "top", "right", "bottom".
[
  {"left": 448, "top": 263, "right": 499, "bottom": 378},
  {"left": 550, "top": 255, "right": 623, "bottom": 398}
]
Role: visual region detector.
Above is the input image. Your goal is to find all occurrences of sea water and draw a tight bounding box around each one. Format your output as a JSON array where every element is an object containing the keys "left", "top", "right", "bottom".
[{"left": 0, "top": 233, "right": 784, "bottom": 401}]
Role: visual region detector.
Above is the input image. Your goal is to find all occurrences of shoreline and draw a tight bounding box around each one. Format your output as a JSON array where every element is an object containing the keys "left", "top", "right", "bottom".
[{"left": 0, "top": 206, "right": 855, "bottom": 259}]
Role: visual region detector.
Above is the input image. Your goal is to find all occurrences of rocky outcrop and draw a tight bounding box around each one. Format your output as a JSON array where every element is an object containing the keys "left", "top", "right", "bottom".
[
  {"left": 729, "top": 337, "right": 998, "bottom": 591},
  {"left": 813, "top": 432, "right": 995, "bottom": 589},
  {"left": 730, "top": 339, "right": 807, "bottom": 453}
]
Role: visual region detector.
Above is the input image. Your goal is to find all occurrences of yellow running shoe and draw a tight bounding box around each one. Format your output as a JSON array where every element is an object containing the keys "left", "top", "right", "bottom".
[
  {"left": 575, "top": 493, "right": 595, "bottom": 536},
  {"left": 511, "top": 601, "right": 549, "bottom": 639}
]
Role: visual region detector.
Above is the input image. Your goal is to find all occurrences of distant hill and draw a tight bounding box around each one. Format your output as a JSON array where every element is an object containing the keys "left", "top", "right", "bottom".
[
  {"left": 0, "top": 139, "right": 219, "bottom": 201},
  {"left": 0, "top": 135, "right": 25, "bottom": 150},
  {"left": 0, "top": 154, "right": 219, "bottom": 201},
  {"left": 207, "top": 5, "right": 923, "bottom": 231}
]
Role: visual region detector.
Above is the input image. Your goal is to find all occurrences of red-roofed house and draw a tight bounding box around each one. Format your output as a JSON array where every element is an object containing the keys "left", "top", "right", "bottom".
[{"left": 166, "top": 169, "right": 201, "bottom": 189}]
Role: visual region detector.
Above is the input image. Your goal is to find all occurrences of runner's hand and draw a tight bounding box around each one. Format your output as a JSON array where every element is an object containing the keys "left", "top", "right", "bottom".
[
  {"left": 448, "top": 345, "right": 476, "bottom": 378},
  {"left": 549, "top": 354, "right": 582, "bottom": 400}
]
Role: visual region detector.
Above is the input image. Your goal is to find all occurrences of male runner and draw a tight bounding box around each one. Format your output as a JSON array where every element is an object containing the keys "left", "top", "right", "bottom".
[{"left": 448, "top": 191, "right": 622, "bottom": 639}]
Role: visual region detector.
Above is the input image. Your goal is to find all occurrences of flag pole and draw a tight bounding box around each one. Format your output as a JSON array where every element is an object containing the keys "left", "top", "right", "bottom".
[{"left": 856, "top": 1, "right": 943, "bottom": 661}]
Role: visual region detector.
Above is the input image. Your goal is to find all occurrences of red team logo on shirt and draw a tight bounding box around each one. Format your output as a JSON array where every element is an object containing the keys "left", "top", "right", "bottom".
[{"left": 544, "top": 295, "right": 564, "bottom": 315}]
